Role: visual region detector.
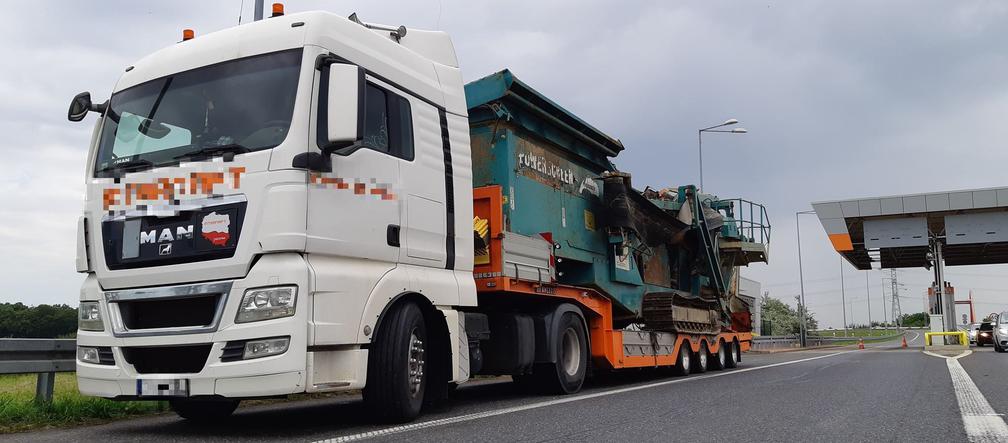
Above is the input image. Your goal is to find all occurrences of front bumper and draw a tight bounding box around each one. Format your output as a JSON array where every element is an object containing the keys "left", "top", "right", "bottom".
[{"left": 76, "top": 253, "right": 360, "bottom": 399}]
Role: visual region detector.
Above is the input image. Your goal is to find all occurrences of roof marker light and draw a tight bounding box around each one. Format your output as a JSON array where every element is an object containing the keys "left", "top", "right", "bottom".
[
  {"left": 182, "top": 29, "right": 194, "bottom": 41},
  {"left": 271, "top": 3, "right": 284, "bottom": 17}
]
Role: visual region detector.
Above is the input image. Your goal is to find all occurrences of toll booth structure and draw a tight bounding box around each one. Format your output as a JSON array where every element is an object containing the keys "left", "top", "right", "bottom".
[{"left": 812, "top": 187, "right": 1008, "bottom": 336}]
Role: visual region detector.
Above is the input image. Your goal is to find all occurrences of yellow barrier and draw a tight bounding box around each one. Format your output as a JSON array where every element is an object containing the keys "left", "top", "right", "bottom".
[{"left": 924, "top": 331, "right": 968, "bottom": 346}]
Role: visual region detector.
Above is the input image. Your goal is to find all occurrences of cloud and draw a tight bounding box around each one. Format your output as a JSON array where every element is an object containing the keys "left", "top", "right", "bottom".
[{"left": 3, "top": 1, "right": 1008, "bottom": 329}]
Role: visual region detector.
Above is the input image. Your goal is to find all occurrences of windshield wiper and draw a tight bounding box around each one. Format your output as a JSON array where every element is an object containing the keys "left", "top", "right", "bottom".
[
  {"left": 174, "top": 143, "right": 250, "bottom": 160},
  {"left": 97, "top": 158, "right": 154, "bottom": 174}
]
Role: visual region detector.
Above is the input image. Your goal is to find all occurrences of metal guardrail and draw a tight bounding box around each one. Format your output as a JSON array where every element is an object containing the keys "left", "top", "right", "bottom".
[
  {"left": 751, "top": 333, "right": 903, "bottom": 351},
  {"left": 0, "top": 338, "right": 76, "bottom": 403}
]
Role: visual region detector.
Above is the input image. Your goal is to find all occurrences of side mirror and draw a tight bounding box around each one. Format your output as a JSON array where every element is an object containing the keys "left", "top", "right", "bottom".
[
  {"left": 67, "top": 91, "right": 108, "bottom": 122},
  {"left": 68, "top": 92, "right": 92, "bottom": 122},
  {"left": 324, "top": 63, "right": 364, "bottom": 153}
]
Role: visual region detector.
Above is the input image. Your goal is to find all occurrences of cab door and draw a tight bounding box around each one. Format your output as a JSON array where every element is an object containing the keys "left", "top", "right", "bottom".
[{"left": 306, "top": 79, "right": 403, "bottom": 263}]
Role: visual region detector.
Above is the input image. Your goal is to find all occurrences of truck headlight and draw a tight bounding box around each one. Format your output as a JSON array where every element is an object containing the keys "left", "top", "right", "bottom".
[
  {"left": 236, "top": 286, "right": 297, "bottom": 323},
  {"left": 999, "top": 327, "right": 1007, "bottom": 335},
  {"left": 79, "top": 302, "right": 103, "bottom": 331},
  {"left": 243, "top": 336, "right": 290, "bottom": 360}
]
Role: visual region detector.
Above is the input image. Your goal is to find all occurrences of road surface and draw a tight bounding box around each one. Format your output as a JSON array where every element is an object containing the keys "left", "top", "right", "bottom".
[{"left": 7, "top": 331, "right": 1004, "bottom": 442}]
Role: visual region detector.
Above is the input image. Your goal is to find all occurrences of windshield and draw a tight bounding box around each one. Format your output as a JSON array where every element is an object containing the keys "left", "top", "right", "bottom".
[{"left": 93, "top": 48, "right": 302, "bottom": 176}]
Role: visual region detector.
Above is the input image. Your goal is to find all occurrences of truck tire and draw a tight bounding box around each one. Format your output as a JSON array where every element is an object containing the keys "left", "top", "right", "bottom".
[
  {"left": 725, "top": 340, "right": 739, "bottom": 368},
  {"left": 542, "top": 312, "right": 589, "bottom": 394},
  {"left": 711, "top": 339, "right": 727, "bottom": 370},
  {"left": 169, "top": 398, "right": 239, "bottom": 421},
  {"left": 363, "top": 302, "right": 428, "bottom": 422},
  {"left": 692, "top": 340, "right": 709, "bottom": 373},
  {"left": 673, "top": 341, "right": 691, "bottom": 376}
]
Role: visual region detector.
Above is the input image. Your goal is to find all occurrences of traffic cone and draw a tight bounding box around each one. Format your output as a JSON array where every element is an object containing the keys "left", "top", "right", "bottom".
[
  {"left": 901, "top": 336, "right": 908, "bottom": 348},
  {"left": 858, "top": 338, "right": 865, "bottom": 350}
]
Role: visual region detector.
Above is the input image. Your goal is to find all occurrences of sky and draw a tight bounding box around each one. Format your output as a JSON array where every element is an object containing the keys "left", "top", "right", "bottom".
[{"left": 3, "top": 1, "right": 1008, "bottom": 329}]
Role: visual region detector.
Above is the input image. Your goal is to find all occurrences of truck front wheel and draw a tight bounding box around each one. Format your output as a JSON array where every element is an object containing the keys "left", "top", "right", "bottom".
[
  {"left": 364, "top": 302, "right": 428, "bottom": 422},
  {"left": 169, "top": 398, "right": 239, "bottom": 421}
]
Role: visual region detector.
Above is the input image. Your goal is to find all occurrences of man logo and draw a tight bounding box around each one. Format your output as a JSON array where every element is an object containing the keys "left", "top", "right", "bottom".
[
  {"left": 140, "top": 226, "right": 194, "bottom": 245},
  {"left": 158, "top": 243, "right": 172, "bottom": 256}
]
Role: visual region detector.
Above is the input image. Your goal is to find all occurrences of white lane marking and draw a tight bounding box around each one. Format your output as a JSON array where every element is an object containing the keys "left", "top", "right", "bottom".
[
  {"left": 316, "top": 351, "right": 853, "bottom": 443},
  {"left": 907, "top": 330, "right": 921, "bottom": 344},
  {"left": 927, "top": 350, "right": 1008, "bottom": 442},
  {"left": 924, "top": 350, "right": 971, "bottom": 360}
]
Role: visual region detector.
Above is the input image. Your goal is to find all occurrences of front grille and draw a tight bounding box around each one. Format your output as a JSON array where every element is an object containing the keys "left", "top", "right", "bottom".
[
  {"left": 117, "top": 295, "right": 221, "bottom": 330},
  {"left": 122, "top": 344, "right": 212, "bottom": 374}
]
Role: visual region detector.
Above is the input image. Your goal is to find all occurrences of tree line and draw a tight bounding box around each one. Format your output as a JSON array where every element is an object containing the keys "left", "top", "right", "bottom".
[
  {"left": 0, "top": 302, "right": 78, "bottom": 338},
  {"left": 760, "top": 296, "right": 818, "bottom": 335}
]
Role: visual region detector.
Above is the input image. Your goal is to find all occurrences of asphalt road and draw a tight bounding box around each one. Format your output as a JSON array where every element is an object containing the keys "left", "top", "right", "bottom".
[{"left": 7, "top": 330, "right": 1001, "bottom": 443}]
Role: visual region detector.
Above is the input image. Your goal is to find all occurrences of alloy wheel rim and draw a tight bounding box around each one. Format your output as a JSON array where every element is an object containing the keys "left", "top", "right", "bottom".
[{"left": 407, "top": 330, "right": 425, "bottom": 397}]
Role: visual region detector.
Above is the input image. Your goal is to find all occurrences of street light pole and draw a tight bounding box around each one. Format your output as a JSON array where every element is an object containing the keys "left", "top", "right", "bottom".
[
  {"left": 254, "top": 0, "right": 264, "bottom": 21},
  {"left": 840, "top": 258, "right": 847, "bottom": 337},
  {"left": 866, "top": 271, "right": 872, "bottom": 330},
  {"left": 796, "top": 210, "right": 816, "bottom": 347},
  {"left": 881, "top": 280, "right": 888, "bottom": 328},
  {"left": 697, "top": 119, "right": 745, "bottom": 191},
  {"left": 698, "top": 130, "right": 703, "bottom": 190}
]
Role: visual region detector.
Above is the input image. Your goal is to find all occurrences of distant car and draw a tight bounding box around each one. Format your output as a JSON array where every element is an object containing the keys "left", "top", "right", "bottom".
[
  {"left": 967, "top": 323, "right": 981, "bottom": 344},
  {"left": 994, "top": 312, "right": 1008, "bottom": 353},
  {"left": 977, "top": 322, "right": 994, "bottom": 347}
]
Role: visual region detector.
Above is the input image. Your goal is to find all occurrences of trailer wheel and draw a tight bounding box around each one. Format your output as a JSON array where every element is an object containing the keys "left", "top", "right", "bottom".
[
  {"left": 169, "top": 398, "right": 239, "bottom": 421},
  {"left": 711, "top": 339, "right": 728, "bottom": 370},
  {"left": 673, "top": 341, "right": 691, "bottom": 376},
  {"left": 692, "top": 340, "right": 709, "bottom": 373},
  {"left": 537, "top": 312, "right": 588, "bottom": 394},
  {"left": 363, "top": 302, "right": 427, "bottom": 422},
  {"left": 725, "top": 340, "right": 739, "bottom": 368}
]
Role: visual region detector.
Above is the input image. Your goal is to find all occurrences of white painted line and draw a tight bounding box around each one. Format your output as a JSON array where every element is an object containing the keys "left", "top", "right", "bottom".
[
  {"left": 947, "top": 356, "right": 1008, "bottom": 442},
  {"left": 923, "top": 350, "right": 971, "bottom": 360},
  {"left": 316, "top": 351, "right": 853, "bottom": 443},
  {"left": 926, "top": 350, "right": 1008, "bottom": 442},
  {"left": 907, "top": 330, "right": 921, "bottom": 344}
]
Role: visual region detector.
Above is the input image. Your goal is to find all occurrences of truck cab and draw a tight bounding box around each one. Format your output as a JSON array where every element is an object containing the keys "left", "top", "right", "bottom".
[{"left": 72, "top": 10, "right": 475, "bottom": 421}]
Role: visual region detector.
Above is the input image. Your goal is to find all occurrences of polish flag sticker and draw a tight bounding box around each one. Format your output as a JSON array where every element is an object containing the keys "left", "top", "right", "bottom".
[{"left": 201, "top": 211, "right": 231, "bottom": 246}]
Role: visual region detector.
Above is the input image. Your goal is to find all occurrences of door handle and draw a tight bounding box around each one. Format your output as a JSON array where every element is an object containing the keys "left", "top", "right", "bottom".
[{"left": 387, "top": 224, "right": 400, "bottom": 247}]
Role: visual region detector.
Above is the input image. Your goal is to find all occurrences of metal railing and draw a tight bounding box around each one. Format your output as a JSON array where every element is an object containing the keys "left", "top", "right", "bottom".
[
  {"left": 0, "top": 338, "right": 76, "bottom": 403},
  {"left": 751, "top": 333, "right": 903, "bottom": 351},
  {"left": 717, "top": 198, "right": 771, "bottom": 245}
]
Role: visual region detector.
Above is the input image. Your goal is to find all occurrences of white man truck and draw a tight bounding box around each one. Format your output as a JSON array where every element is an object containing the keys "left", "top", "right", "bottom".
[{"left": 70, "top": 7, "right": 769, "bottom": 422}]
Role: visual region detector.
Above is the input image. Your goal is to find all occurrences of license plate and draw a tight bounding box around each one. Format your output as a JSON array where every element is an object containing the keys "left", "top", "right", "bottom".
[{"left": 136, "top": 379, "right": 190, "bottom": 397}]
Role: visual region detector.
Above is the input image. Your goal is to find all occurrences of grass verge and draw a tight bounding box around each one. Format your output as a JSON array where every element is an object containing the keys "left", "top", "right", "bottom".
[{"left": 0, "top": 373, "right": 161, "bottom": 433}]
